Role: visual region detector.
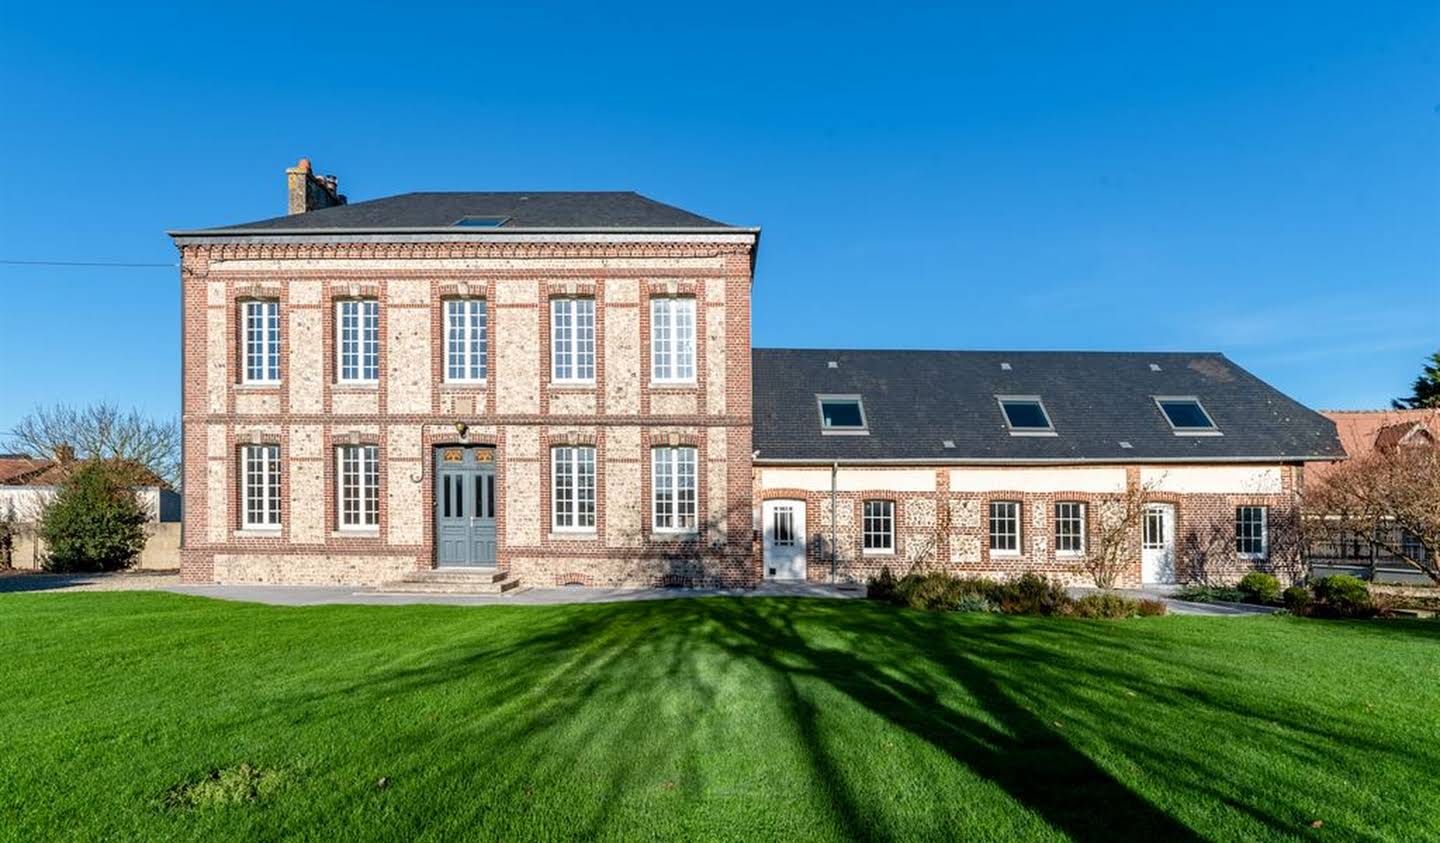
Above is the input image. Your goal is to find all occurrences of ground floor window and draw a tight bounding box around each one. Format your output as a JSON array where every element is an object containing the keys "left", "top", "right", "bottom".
[
  {"left": 1235, "top": 506, "right": 1267, "bottom": 558},
  {"left": 553, "top": 446, "right": 597, "bottom": 530},
  {"left": 989, "top": 501, "right": 1020, "bottom": 554},
  {"left": 338, "top": 445, "right": 379, "bottom": 529},
  {"left": 862, "top": 499, "right": 894, "bottom": 552},
  {"left": 241, "top": 444, "right": 281, "bottom": 528},
  {"left": 652, "top": 447, "right": 697, "bottom": 532},
  {"left": 1054, "top": 501, "right": 1085, "bottom": 555}
]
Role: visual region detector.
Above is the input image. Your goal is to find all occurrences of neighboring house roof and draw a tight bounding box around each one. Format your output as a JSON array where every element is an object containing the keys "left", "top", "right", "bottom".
[
  {"left": 1308, "top": 408, "right": 1439, "bottom": 484},
  {"left": 174, "top": 191, "right": 745, "bottom": 234},
  {"left": 0, "top": 456, "right": 50, "bottom": 485},
  {"left": 752, "top": 349, "right": 1344, "bottom": 464}
]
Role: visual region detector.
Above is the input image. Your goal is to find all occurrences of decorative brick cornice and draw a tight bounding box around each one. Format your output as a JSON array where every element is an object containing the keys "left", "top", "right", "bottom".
[{"left": 182, "top": 240, "right": 753, "bottom": 262}]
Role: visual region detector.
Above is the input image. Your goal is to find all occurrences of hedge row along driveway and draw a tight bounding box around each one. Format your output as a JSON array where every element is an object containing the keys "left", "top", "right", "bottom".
[{"left": 2, "top": 593, "right": 1437, "bottom": 841}]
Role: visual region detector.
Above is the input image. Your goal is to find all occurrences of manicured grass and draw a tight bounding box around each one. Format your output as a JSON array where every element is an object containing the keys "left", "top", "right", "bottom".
[{"left": 2, "top": 594, "right": 1438, "bottom": 842}]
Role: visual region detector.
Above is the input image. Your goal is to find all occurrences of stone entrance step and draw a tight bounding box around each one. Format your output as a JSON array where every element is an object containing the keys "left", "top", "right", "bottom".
[{"left": 375, "top": 567, "right": 522, "bottom": 595}]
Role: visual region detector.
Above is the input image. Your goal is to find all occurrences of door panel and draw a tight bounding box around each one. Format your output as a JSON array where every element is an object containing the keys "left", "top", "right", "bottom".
[
  {"left": 434, "top": 446, "right": 499, "bottom": 567},
  {"left": 763, "top": 499, "right": 807, "bottom": 580},
  {"left": 1141, "top": 504, "right": 1176, "bottom": 584}
]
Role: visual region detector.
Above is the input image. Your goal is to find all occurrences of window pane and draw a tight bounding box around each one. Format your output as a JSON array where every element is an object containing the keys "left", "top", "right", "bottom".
[
  {"left": 863, "top": 500, "right": 893, "bottom": 550},
  {"left": 651, "top": 299, "right": 672, "bottom": 381},
  {"left": 552, "top": 300, "right": 573, "bottom": 381},
  {"left": 819, "top": 399, "right": 864, "bottom": 429},
  {"left": 1001, "top": 400, "right": 1051, "bottom": 429},
  {"left": 989, "top": 502, "right": 1019, "bottom": 552},
  {"left": 1159, "top": 400, "right": 1215, "bottom": 429}
]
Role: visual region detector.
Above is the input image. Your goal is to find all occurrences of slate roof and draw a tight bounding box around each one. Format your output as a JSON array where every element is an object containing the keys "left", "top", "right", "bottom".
[
  {"left": 183, "top": 191, "right": 740, "bottom": 233},
  {"left": 752, "top": 349, "right": 1344, "bottom": 463}
]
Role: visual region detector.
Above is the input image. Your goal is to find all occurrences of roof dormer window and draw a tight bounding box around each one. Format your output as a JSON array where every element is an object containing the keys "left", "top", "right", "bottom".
[
  {"left": 1155, "top": 397, "right": 1221, "bottom": 436},
  {"left": 817, "top": 395, "right": 868, "bottom": 435}
]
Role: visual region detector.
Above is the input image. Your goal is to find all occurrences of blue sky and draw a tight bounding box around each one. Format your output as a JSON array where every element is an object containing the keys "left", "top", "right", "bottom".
[{"left": 1, "top": 1, "right": 1436, "bottom": 438}]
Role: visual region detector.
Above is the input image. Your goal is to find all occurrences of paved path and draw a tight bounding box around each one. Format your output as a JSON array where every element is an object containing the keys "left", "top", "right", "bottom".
[{"left": 1, "top": 570, "right": 1277, "bottom": 614}]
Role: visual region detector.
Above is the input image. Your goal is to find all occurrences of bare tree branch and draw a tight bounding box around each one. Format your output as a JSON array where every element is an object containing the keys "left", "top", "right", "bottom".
[{"left": 4, "top": 403, "right": 181, "bottom": 490}]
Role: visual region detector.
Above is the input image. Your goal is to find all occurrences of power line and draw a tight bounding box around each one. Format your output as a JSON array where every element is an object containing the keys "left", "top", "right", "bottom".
[{"left": 0, "top": 259, "right": 178, "bottom": 268}]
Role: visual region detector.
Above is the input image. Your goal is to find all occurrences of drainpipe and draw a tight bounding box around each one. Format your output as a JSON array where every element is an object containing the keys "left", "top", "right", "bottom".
[{"left": 830, "top": 461, "right": 838, "bottom": 584}]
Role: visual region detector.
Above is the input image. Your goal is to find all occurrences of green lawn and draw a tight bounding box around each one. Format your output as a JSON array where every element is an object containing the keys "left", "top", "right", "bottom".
[{"left": 2, "top": 594, "right": 1438, "bottom": 842}]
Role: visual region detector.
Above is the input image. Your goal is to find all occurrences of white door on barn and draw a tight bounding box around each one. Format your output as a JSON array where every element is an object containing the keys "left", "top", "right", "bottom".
[
  {"left": 1141, "top": 503, "right": 1177, "bottom": 584},
  {"left": 762, "top": 499, "right": 807, "bottom": 581}
]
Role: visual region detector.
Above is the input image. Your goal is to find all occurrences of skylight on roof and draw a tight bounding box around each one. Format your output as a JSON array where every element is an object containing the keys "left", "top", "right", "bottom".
[
  {"left": 817, "top": 395, "right": 868, "bottom": 435},
  {"left": 997, "top": 396, "right": 1056, "bottom": 436},
  {"left": 1155, "top": 397, "right": 1221, "bottom": 436},
  {"left": 453, "top": 216, "right": 510, "bottom": 228}
]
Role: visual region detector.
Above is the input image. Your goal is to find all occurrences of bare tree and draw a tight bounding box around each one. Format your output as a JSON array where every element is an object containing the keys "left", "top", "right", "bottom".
[
  {"left": 1082, "top": 483, "right": 1153, "bottom": 589},
  {"left": 1307, "top": 446, "right": 1440, "bottom": 585},
  {"left": 5, "top": 403, "right": 180, "bottom": 489}
]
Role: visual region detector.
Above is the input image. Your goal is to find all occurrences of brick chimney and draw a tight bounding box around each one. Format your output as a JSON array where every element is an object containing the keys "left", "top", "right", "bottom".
[{"left": 286, "top": 158, "right": 347, "bottom": 215}]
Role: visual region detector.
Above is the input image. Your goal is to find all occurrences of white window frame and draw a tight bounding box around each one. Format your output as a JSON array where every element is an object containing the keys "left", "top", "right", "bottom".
[
  {"left": 1054, "top": 501, "right": 1086, "bottom": 556},
  {"left": 242, "top": 300, "right": 281, "bottom": 384},
  {"left": 816, "top": 394, "right": 870, "bottom": 436},
  {"left": 1235, "top": 506, "right": 1268, "bottom": 559},
  {"left": 336, "top": 299, "right": 380, "bottom": 385},
  {"left": 862, "top": 499, "right": 895, "bottom": 554},
  {"left": 1154, "top": 396, "right": 1222, "bottom": 436},
  {"left": 337, "top": 445, "right": 380, "bottom": 531},
  {"left": 651, "top": 446, "right": 698, "bottom": 533},
  {"left": 240, "top": 444, "right": 281, "bottom": 529},
  {"left": 996, "top": 395, "right": 1057, "bottom": 437},
  {"left": 552, "top": 445, "right": 597, "bottom": 532},
  {"left": 989, "top": 501, "right": 1021, "bottom": 556},
  {"left": 444, "top": 299, "right": 488, "bottom": 383},
  {"left": 551, "top": 298, "right": 596, "bottom": 383},
  {"left": 650, "top": 297, "right": 696, "bottom": 384}
]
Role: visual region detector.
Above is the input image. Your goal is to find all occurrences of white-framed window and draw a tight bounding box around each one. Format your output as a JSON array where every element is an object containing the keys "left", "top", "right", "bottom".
[
  {"left": 989, "top": 501, "right": 1021, "bottom": 555},
  {"left": 650, "top": 297, "right": 696, "bottom": 383},
  {"left": 1055, "top": 501, "right": 1086, "bottom": 555},
  {"left": 552, "top": 446, "right": 597, "bottom": 531},
  {"left": 997, "top": 395, "right": 1056, "bottom": 436},
  {"left": 652, "top": 446, "right": 697, "bottom": 532},
  {"left": 1155, "top": 396, "right": 1221, "bottom": 436},
  {"left": 242, "top": 300, "right": 281, "bottom": 383},
  {"left": 817, "top": 394, "right": 869, "bottom": 435},
  {"left": 241, "top": 444, "right": 281, "bottom": 528},
  {"left": 338, "top": 445, "right": 379, "bottom": 530},
  {"left": 863, "top": 500, "right": 895, "bottom": 553},
  {"left": 551, "top": 298, "right": 596, "bottom": 382},
  {"left": 337, "top": 299, "right": 379, "bottom": 384},
  {"left": 444, "top": 299, "right": 488, "bottom": 382},
  {"left": 1235, "top": 506, "right": 1267, "bottom": 558}
]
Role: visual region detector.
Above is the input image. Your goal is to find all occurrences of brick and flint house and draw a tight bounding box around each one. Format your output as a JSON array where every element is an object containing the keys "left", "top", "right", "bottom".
[{"left": 171, "top": 161, "right": 1344, "bottom": 590}]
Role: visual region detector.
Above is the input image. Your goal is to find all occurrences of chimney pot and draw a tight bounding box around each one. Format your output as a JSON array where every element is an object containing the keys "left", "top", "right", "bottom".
[{"left": 286, "top": 158, "right": 345, "bottom": 215}]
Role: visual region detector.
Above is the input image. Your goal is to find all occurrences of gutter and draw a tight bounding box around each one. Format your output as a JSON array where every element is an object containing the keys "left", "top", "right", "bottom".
[{"left": 753, "top": 454, "right": 1346, "bottom": 467}]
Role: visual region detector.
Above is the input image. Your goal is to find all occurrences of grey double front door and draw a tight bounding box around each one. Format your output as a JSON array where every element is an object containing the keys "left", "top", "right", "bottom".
[{"left": 435, "top": 446, "right": 497, "bottom": 567}]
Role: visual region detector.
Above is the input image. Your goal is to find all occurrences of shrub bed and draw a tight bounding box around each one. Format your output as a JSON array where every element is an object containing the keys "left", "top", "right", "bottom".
[{"left": 866, "top": 568, "right": 1165, "bottom": 618}]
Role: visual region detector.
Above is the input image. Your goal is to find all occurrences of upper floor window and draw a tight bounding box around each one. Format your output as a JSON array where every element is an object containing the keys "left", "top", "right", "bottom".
[
  {"left": 241, "top": 444, "right": 281, "bottom": 529},
  {"left": 997, "top": 396, "right": 1055, "bottom": 436},
  {"left": 337, "top": 300, "right": 379, "bottom": 384},
  {"left": 552, "top": 446, "right": 597, "bottom": 531},
  {"left": 242, "top": 300, "right": 280, "bottom": 384},
  {"left": 817, "top": 395, "right": 868, "bottom": 435},
  {"left": 651, "top": 298, "right": 696, "bottom": 383},
  {"left": 652, "top": 446, "right": 697, "bottom": 532},
  {"left": 445, "top": 299, "right": 487, "bottom": 383},
  {"left": 1235, "top": 506, "right": 1267, "bottom": 558},
  {"left": 338, "top": 445, "right": 379, "bottom": 530},
  {"left": 1055, "top": 501, "right": 1086, "bottom": 555},
  {"left": 1155, "top": 397, "right": 1220, "bottom": 435},
  {"left": 552, "top": 298, "right": 596, "bottom": 383},
  {"left": 989, "top": 501, "right": 1021, "bottom": 555}
]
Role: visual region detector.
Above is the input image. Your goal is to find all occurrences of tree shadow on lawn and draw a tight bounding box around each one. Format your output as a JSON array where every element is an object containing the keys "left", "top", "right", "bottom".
[{"left": 224, "top": 598, "right": 1439, "bottom": 841}]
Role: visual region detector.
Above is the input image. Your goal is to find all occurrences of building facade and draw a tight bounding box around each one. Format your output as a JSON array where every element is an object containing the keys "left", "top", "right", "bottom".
[{"left": 172, "top": 162, "right": 758, "bottom": 588}]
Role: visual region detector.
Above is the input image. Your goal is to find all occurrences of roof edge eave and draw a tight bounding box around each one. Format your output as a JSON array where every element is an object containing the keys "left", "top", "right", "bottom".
[{"left": 752, "top": 454, "right": 1346, "bottom": 467}]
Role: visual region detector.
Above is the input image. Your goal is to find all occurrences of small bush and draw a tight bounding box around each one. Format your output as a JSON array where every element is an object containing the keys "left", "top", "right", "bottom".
[
  {"left": 993, "top": 572, "right": 1070, "bottom": 616},
  {"left": 866, "top": 566, "right": 899, "bottom": 602},
  {"left": 39, "top": 462, "right": 148, "bottom": 573},
  {"left": 1136, "top": 599, "right": 1168, "bottom": 617},
  {"left": 1282, "top": 585, "right": 1313, "bottom": 616},
  {"left": 1311, "top": 575, "right": 1373, "bottom": 619},
  {"left": 1069, "top": 593, "right": 1142, "bottom": 619},
  {"left": 1237, "top": 572, "right": 1281, "bottom": 604},
  {"left": 1173, "top": 584, "right": 1245, "bottom": 604},
  {"left": 951, "top": 593, "right": 997, "bottom": 614}
]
